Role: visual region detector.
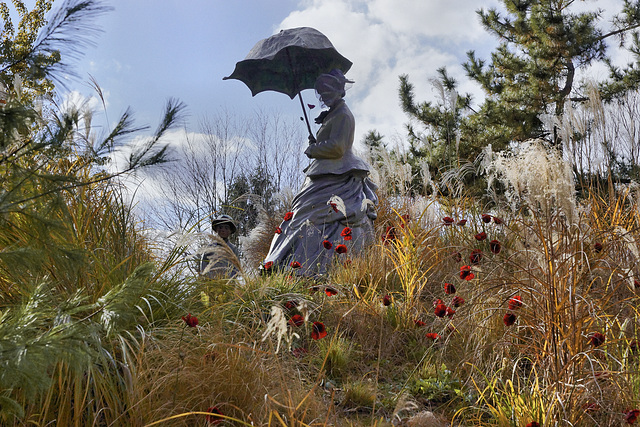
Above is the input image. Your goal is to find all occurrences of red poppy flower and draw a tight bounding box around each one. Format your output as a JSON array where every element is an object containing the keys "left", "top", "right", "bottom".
[
  {"left": 382, "top": 294, "right": 392, "bottom": 306},
  {"left": 457, "top": 219, "right": 467, "bottom": 226},
  {"left": 635, "top": 279, "right": 640, "bottom": 289},
  {"left": 589, "top": 332, "right": 605, "bottom": 347},
  {"left": 290, "top": 261, "right": 301, "bottom": 269},
  {"left": 434, "top": 303, "right": 447, "bottom": 317},
  {"left": 414, "top": 319, "right": 426, "bottom": 327},
  {"left": 503, "top": 312, "right": 517, "bottom": 326},
  {"left": 446, "top": 307, "right": 456, "bottom": 317},
  {"left": 284, "top": 300, "right": 297, "bottom": 310},
  {"left": 311, "top": 322, "right": 327, "bottom": 340},
  {"left": 329, "top": 202, "right": 339, "bottom": 212},
  {"left": 275, "top": 227, "right": 282, "bottom": 234},
  {"left": 425, "top": 333, "right": 439, "bottom": 340},
  {"left": 289, "top": 314, "right": 304, "bottom": 327},
  {"left": 452, "top": 296, "right": 465, "bottom": 307},
  {"left": 433, "top": 298, "right": 444, "bottom": 307},
  {"left": 307, "top": 103, "right": 316, "bottom": 109},
  {"left": 382, "top": 226, "right": 397, "bottom": 243},
  {"left": 594, "top": 242, "right": 603, "bottom": 253},
  {"left": 292, "top": 347, "right": 308, "bottom": 358},
  {"left": 470, "top": 249, "right": 483, "bottom": 264},
  {"left": 206, "top": 406, "right": 223, "bottom": 424},
  {"left": 525, "top": 423, "right": 540, "bottom": 427},
  {"left": 493, "top": 216, "right": 503, "bottom": 224},
  {"left": 341, "top": 227, "right": 352, "bottom": 240},
  {"left": 625, "top": 409, "right": 640, "bottom": 424},
  {"left": 508, "top": 295, "right": 522, "bottom": 310},
  {"left": 444, "top": 283, "right": 456, "bottom": 295},
  {"left": 264, "top": 261, "right": 273, "bottom": 270},
  {"left": 452, "top": 251, "right": 462, "bottom": 262},
  {"left": 442, "top": 216, "right": 454, "bottom": 225},
  {"left": 322, "top": 240, "right": 332, "bottom": 249},
  {"left": 481, "top": 214, "right": 492, "bottom": 223},
  {"left": 335, "top": 244, "right": 348, "bottom": 254},
  {"left": 460, "top": 265, "right": 475, "bottom": 280},
  {"left": 283, "top": 211, "right": 293, "bottom": 221},
  {"left": 181, "top": 313, "right": 198, "bottom": 328},
  {"left": 475, "top": 231, "right": 487, "bottom": 241},
  {"left": 325, "top": 287, "right": 337, "bottom": 296},
  {"left": 490, "top": 239, "right": 502, "bottom": 254}
]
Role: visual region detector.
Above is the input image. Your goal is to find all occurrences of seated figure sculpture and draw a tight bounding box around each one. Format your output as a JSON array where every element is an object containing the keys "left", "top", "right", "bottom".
[
  {"left": 263, "top": 69, "right": 377, "bottom": 276},
  {"left": 199, "top": 214, "right": 241, "bottom": 279}
]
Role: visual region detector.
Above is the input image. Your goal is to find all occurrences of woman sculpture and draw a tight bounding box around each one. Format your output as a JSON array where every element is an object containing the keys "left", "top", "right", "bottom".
[{"left": 263, "top": 69, "right": 377, "bottom": 276}]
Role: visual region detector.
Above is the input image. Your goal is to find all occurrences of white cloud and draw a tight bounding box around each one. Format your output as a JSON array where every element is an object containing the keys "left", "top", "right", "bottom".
[
  {"left": 279, "top": 0, "right": 637, "bottom": 146},
  {"left": 278, "top": 0, "right": 502, "bottom": 145}
]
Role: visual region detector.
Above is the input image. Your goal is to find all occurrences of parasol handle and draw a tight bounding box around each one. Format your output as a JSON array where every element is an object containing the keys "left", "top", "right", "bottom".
[{"left": 297, "top": 91, "right": 314, "bottom": 138}]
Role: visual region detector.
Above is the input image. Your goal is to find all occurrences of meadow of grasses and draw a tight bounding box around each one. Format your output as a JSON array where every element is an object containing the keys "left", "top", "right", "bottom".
[{"left": 2, "top": 136, "right": 640, "bottom": 426}]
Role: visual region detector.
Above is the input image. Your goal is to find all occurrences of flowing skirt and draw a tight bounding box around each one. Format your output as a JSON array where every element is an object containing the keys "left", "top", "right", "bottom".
[{"left": 264, "top": 171, "right": 378, "bottom": 276}]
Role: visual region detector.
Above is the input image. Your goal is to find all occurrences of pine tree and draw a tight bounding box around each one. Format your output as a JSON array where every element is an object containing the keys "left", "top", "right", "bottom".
[{"left": 464, "top": 0, "right": 640, "bottom": 148}]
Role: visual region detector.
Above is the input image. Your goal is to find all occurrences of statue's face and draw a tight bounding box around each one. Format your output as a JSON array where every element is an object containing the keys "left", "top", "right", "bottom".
[
  {"left": 318, "top": 90, "right": 340, "bottom": 108},
  {"left": 214, "top": 223, "right": 232, "bottom": 239}
]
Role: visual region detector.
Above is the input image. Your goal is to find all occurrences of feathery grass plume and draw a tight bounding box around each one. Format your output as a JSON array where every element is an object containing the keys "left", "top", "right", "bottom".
[
  {"left": 481, "top": 139, "right": 577, "bottom": 221},
  {"left": 261, "top": 305, "right": 290, "bottom": 353},
  {"left": 197, "top": 232, "right": 242, "bottom": 279},
  {"left": 614, "top": 226, "right": 640, "bottom": 260}
]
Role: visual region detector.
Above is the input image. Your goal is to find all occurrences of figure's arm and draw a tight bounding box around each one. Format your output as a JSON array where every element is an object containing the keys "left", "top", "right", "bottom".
[{"left": 304, "top": 114, "right": 353, "bottom": 159}]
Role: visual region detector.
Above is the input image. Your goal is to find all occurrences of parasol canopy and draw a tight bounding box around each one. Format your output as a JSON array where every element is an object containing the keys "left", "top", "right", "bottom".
[{"left": 223, "top": 27, "right": 352, "bottom": 135}]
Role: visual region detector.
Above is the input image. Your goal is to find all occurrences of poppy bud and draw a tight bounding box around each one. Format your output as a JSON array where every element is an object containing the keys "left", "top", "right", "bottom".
[
  {"left": 475, "top": 232, "right": 487, "bottom": 241},
  {"left": 470, "top": 249, "right": 483, "bottom": 264},
  {"left": 452, "top": 296, "right": 465, "bottom": 307},
  {"left": 335, "top": 244, "right": 348, "bottom": 254},
  {"left": 589, "top": 332, "right": 605, "bottom": 347},
  {"left": 382, "top": 294, "right": 392, "bottom": 306},
  {"left": 289, "top": 314, "right": 304, "bottom": 327},
  {"left": 311, "top": 322, "right": 327, "bottom": 340},
  {"left": 508, "top": 296, "right": 522, "bottom": 310},
  {"left": 444, "top": 283, "right": 456, "bottom": 294},
  {"left": 434, "top": 303, "right": 447, "bottom": 317},
  {"left": 460, "top": 265, "right": 475, "bottom": 280},
  {"left": 503, "top": 312, "right": 517, "bottom": 326}
]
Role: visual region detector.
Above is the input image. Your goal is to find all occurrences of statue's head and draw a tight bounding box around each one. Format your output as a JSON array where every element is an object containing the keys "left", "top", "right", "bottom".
[
  {"left": 211, "top": 214, "right": 237, "bottom": 239},
  {"left": 315, "top": 69, "right": 353, "bottom": 108}
]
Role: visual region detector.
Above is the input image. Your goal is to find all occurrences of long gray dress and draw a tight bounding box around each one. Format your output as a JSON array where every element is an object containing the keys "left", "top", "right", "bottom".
[{"left": 263, "top": 99, "right": 378, "bottom": 276}]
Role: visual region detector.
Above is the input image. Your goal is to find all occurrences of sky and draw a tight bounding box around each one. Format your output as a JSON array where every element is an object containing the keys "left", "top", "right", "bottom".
[{"left": 59, "top": 0, "right": 632, "bottom": 150}]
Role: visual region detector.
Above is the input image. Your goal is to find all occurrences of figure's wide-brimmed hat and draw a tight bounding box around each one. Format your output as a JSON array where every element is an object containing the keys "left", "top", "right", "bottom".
[{"left": 211, "top": 214, "right": 237, "bottom": 234}]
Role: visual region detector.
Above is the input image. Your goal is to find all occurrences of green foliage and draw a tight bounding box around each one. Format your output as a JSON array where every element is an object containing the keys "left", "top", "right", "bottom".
[
  {"left": 464, "top": 0, "right": 640, "bottom": 148},
  {"left": 0, "top": 0, "right": 111, "bottom": 98},
  {"left": 410, "top": 364, "right": 465, "bottom": 405}
]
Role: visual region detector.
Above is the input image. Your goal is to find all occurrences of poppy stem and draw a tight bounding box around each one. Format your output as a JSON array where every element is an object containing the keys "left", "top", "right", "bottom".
[{"left": 172, "top": 325, "right": 186, "bottom": 405}]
